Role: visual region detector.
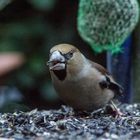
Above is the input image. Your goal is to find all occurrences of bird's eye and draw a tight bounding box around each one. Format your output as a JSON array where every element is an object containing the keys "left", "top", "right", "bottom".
[
  {"left": 64, "top": 51, "right": 73, "bottom": 60},
  {"left": 69, "top": 52, "right": 73, "bottom": 57}
]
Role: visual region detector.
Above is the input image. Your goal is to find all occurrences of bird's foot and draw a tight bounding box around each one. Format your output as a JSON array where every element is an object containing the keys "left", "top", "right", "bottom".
[{"left": 106, "top": 100, "right": 124, "bottom": 118}]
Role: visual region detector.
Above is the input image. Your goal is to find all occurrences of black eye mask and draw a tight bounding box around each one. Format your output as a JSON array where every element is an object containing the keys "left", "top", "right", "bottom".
[{"left": 63, "top": 51, "right": 73, "bottom": 61}]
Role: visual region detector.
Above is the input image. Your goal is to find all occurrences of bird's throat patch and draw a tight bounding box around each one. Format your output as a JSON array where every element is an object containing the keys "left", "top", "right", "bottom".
[{"left": 53, "top": 69, "right": 66, "bottom": 81}]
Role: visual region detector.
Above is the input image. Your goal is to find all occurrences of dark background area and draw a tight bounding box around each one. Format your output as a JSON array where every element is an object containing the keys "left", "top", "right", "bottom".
[{"left": 0, "top": 0, "right": 106, "bottom": 112}]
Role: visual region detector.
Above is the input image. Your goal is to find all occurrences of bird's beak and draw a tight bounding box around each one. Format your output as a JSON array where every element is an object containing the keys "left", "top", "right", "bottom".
[{"left": 47, "top": 51, "right": 66, "bottom": 71}]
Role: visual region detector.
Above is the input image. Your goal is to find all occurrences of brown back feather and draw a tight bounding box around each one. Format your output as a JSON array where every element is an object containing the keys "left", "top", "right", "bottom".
[{"left": 88, "top": 60, "right": 110, "bottom": 75}]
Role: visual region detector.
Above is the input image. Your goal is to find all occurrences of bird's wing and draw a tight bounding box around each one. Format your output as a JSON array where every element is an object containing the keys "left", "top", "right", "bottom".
[
  {"left": 104, "top": 75, "right": 124, "bottom": 97},
  {"left": 89, "top": 60, "right": 110, "bottom": 75},
  {"left": 88, "top": 60, "right": 123, "bottom": 97}
]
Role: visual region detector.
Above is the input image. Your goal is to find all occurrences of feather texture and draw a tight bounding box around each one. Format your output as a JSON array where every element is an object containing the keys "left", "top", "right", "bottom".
[{"left": 48, "top": 44, "right": 123, "bottom": 111}]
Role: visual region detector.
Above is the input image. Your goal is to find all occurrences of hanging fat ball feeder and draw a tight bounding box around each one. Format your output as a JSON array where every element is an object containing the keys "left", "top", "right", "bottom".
[{"left": 77, "top": 0, "right": 139, "bottom": 53}]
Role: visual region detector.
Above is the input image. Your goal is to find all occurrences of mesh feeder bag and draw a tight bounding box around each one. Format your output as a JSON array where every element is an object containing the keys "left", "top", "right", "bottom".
[{"left": 78, "top": 0, "right": 139, "bottom": 53}]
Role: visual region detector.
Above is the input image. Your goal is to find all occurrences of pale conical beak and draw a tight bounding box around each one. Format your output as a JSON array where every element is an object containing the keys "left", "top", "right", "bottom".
[{"left": 47, "top": 51, "right": 66, "bottom": 71}]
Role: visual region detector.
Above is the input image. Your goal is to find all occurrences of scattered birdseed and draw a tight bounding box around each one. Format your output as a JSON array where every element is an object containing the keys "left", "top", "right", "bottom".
[{"left": 0, "top": 104, "right": 140, "bottom": 140}]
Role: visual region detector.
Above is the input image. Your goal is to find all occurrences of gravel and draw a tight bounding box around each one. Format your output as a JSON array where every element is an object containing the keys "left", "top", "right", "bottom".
[{"left": 0, "top": 104, "right": 140, "bottom": 140}]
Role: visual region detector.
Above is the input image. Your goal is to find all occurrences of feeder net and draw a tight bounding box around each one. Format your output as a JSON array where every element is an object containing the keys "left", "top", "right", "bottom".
[{"left": 78, "top": 0, "right": 139, "bottom": 53}]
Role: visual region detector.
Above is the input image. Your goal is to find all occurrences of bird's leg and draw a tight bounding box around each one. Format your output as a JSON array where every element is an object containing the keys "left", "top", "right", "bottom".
[{"left": 107, "top": 100, "right": 123, "bottom": 118}]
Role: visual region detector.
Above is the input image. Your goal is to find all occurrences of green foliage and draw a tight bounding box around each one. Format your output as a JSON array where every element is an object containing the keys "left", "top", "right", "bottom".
[
  {"left": 0, "top": 19, "right": 50, "bottom": 90},
  {"left": 0, "top": 20, "right": 50, "bottom": 86}
]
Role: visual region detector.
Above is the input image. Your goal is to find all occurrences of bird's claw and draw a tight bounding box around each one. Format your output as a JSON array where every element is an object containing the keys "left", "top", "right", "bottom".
[{"left": 106, "top": 100, "right": 124, "bottom": 118}]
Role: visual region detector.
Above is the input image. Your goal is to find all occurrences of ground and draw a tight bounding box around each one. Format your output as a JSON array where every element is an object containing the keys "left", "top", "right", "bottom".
[{"left": 0, "top": 104, "right": 140, "bottom": 140}]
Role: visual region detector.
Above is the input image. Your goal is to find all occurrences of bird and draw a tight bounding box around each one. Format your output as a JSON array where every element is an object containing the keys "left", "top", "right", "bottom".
[{"left": 47, "top": 44, "right": 123, "bottom": 114}]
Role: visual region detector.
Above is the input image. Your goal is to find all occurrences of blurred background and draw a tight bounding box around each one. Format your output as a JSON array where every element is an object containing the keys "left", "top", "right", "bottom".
[{"left": 0, "top": 0, "right": 139, "bottom": 112}]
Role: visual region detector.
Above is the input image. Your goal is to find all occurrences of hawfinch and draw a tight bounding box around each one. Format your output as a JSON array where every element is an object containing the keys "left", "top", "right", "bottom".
[{"left": 47, "top": 44, "right": 123, "bottom": 113}]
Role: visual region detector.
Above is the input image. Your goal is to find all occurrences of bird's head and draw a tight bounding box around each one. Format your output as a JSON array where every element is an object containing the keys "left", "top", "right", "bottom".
[{"left": 47, "top": 44, "right": 85, "bottom": 80}]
